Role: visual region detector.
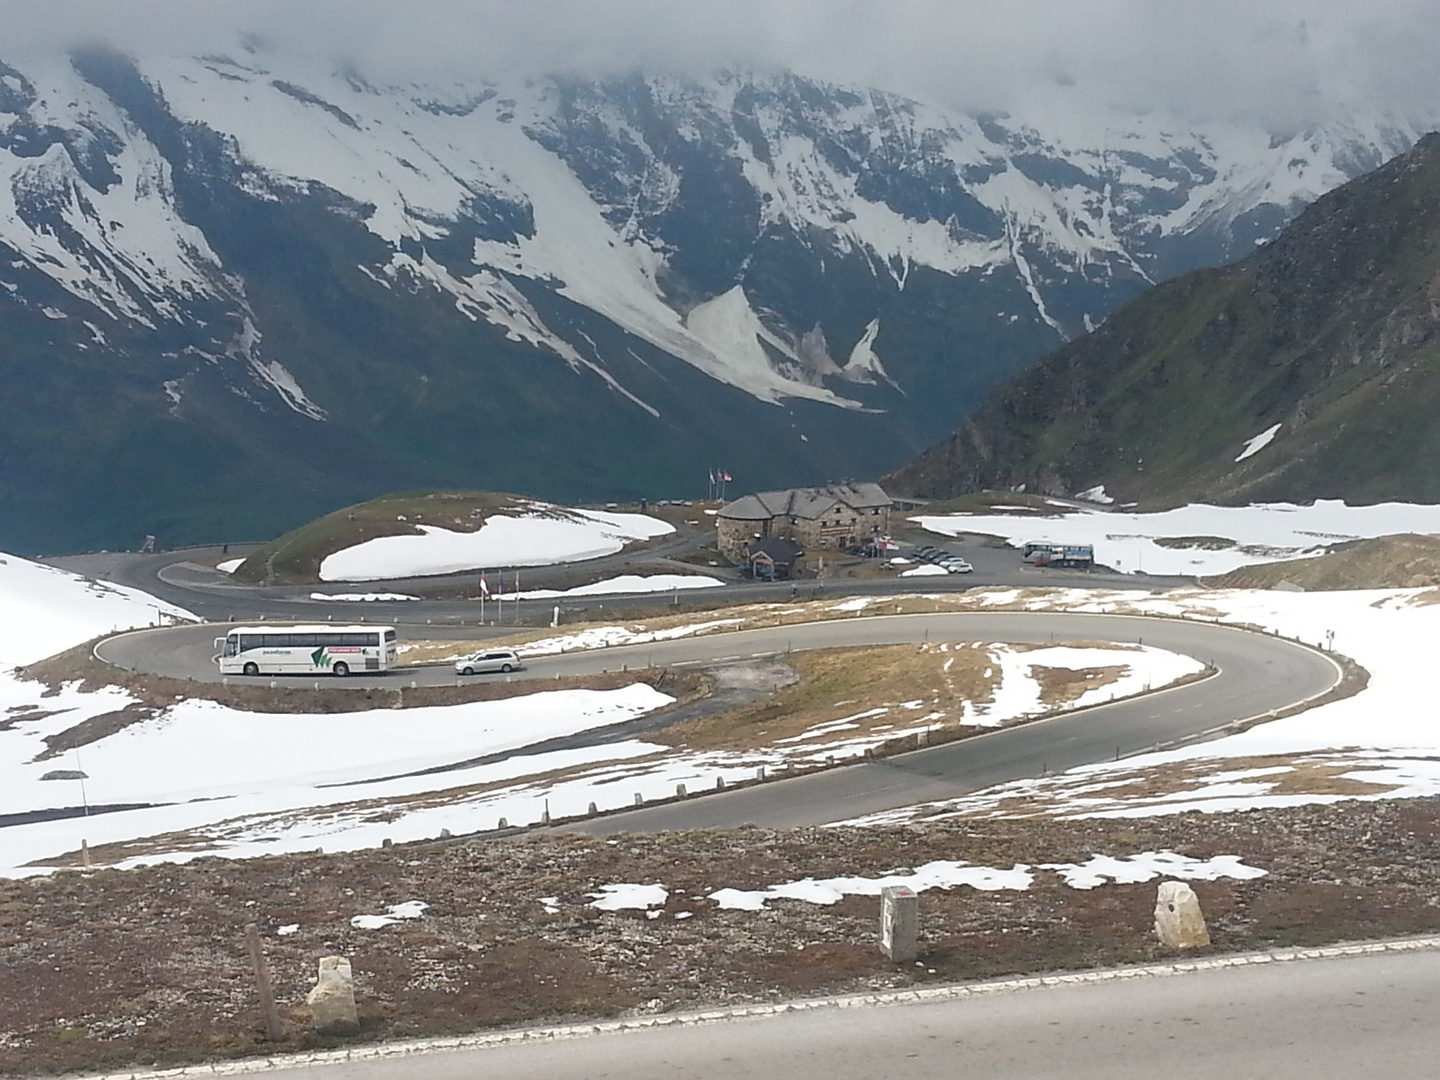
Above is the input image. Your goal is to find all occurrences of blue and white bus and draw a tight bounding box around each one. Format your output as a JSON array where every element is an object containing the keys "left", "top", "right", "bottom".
[{"left": 214, "top": 625, "right": 398, "bottom": 676}]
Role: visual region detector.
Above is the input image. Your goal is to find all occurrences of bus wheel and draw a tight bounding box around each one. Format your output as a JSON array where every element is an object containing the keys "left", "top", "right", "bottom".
[
  {"left": 243, "top": 662, "right": 259, "bottom": 677},
  {"left": 333, "top": 661, "right": 350, "bottom": 677}
]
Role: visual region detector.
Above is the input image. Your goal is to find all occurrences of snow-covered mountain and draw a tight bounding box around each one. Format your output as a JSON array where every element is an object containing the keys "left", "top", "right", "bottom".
[{"left": 0, "top": 39, "right": 1425, "bottom": 551}]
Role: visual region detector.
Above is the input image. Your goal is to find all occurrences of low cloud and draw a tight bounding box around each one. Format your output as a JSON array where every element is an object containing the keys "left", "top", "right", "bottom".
[{"left": 4, "top": 0, "right": 1439, "bottom": 129}]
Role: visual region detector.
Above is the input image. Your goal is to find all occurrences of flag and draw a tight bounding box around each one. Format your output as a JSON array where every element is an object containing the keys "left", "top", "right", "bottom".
[
  {"left": 479, "top": 573, "right": 489, "bottom": 596},
  {"left": 721, "top": 471, "right": 732, "bottom": 482},
  {"left": 709, "top": 469, "right": 715, "bottom": 485}
]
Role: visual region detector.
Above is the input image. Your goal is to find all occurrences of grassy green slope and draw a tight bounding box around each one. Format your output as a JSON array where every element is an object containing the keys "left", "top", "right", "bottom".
[
  {"left": 886, "top": 133, "right": 1440, "bottom": 506},
  {"left": 231, "top": 490, "right": 523, "bottom": 584}
]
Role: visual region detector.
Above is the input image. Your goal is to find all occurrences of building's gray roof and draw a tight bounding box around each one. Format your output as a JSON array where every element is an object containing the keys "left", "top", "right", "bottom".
[
  {"left": 744, "top": 537, "right": 803, "bottom": 563},
  {"left": 718, "top": 483, "right": 891, "bottom": 522}
]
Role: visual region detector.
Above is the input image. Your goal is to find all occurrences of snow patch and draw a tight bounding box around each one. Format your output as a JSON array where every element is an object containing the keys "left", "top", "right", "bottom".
[
  {"left": 501, "top": 574, "right": 724, "bottom": 601},
  {"left": 1041, "top": 852, "right": 1268, "bottom": 889},
  {"left": 319, "top": 504, "right": 673, "bottom": 581},
  {"left": 900, "top": 564, "right": 949, "bottom": 577},
  {"left": 587, "top": 883, "right": 668, "bottom": 911},
  {"left": 0, "top": 551, "right": 197, "bottom": 667},
  {"left": 308, "top": 592, "right": 420, "bottom": 602},
  {"left": 1236, "top": 423, "right": 1282, "bottom": 462},
  {"left": 351, "top": 900, "right": 428, "bottom": 929}
]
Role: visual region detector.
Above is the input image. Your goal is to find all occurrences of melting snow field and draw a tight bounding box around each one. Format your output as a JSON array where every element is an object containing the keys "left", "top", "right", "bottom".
[
  {"left": 319, "top": 505, "right": 674, "bottom": 581},
  {"left": 0, "top": 552, "right": 197, "bottom": 666},
  {"left": 704, "top": 852, "right": 1265, "bottom": 910},
  {"left": 0, "top": 614, "right": 1204, "bottom": 876},
  {"left": 914, "top": 499, "right": 1440, "bottom": 577},
  {"left": 564, "top": 853, "right": 1266, "bottom": 916},
  {"left": 0, "top": 683, "right": 675, "bottom": 876},
  {"left": 6, "top": 536, "right": 1440, "bottom": 875}
]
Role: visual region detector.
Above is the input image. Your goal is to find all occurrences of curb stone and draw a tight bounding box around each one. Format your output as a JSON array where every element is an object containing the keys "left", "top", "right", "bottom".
[{"left": 69, "top": 935, "right": 1440, "bottom": 1080}]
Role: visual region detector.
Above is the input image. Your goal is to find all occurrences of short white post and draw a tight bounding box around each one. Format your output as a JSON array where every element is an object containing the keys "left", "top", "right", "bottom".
[{"left": 879, "top": 885, "right": 918, "bottom": 962}]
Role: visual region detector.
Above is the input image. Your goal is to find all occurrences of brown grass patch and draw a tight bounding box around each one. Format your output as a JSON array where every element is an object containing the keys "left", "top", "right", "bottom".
[
  {"left": 1152, "top": 535, "right": 1237, "bottom": 550},
  {"left": 1205, "top": 533, "right": 1440, "bottom": 591},
  {"left": 1031, "top": 665, "right": 1126, "bottom": 706},
  {"left": 947, "top": 754, "right": 1404, "bottom": 819},
  {"left": 649, "top": 643, "right": 999, "bottom": 752}
]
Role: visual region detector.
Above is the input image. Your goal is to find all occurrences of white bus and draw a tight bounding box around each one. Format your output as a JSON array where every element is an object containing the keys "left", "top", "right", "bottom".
[{"left": 214, "top": 625, "right": 399, "bottom": 676}]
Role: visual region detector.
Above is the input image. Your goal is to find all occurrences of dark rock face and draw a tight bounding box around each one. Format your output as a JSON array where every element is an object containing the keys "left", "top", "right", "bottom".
[
  {"left": 887, "top": 134, "right": 1440, "bottom": 507},
  {"left": 0, "top": 45, "right": 1417, "bottom": 551}
]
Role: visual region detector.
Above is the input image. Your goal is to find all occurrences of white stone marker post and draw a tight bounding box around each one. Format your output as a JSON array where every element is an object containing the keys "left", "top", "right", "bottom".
[
  {"left": 879, "top": 884, "right": 918, "bottom": 962},
  {"left": 1154, "top": 881, "right": 1211, "bottom": 949},
  {"left": 306, "top": 956, "right": 360, "bottom": 1033}
]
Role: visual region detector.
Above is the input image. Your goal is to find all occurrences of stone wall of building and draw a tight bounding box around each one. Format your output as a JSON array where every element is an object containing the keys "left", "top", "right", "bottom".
[
  {"left": 717, "top": 516, "right": 766, "bottom": 559},
  {"left": 718, "top": 500, "right": 891, "bottom": 559}
]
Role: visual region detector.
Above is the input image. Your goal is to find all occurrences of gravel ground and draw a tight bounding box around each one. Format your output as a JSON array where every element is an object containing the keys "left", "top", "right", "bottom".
[{"left": 2, "top": 797, "right": 1439, "bottom": 1075}]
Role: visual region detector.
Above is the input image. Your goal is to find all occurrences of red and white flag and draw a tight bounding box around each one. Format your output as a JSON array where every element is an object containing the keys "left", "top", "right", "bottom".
[{"left": 479, "top": 573, "right": 489, "bottom": 596}]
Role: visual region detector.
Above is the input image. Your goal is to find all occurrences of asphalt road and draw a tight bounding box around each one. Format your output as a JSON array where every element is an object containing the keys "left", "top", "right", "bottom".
[
  {"left": 267, "top": 946, "right": 1440, "bottom": 1080},
  {"left": 95, "top": 611, "right": 1339, "bottom": 830},
  {"left": 47, "top": 535, "right": 1194, "bottom": 629}
]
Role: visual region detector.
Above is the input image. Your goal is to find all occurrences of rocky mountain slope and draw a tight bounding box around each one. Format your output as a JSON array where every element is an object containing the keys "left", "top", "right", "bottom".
[
  {"left": 888, "top": 134, "right": 1440, "bottom": 507},
  {"left": 0, "top": 38, "right": 1424, "bottom": 551}
]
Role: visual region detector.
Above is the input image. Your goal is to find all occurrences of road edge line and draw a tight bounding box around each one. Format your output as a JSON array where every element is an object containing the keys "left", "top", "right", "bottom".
[{"left": 71, "top": 934, "right": 1440, "bottom": 1079}]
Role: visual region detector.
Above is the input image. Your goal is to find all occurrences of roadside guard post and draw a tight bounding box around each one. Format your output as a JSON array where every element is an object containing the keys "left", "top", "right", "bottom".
[{"left": 879, "top": 884, "right": 918, "bottom": 962}]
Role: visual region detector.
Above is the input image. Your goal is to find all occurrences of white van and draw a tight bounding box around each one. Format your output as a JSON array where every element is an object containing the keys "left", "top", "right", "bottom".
[{"left": 455, "top": 649, "right": 523, "bottom": 676}]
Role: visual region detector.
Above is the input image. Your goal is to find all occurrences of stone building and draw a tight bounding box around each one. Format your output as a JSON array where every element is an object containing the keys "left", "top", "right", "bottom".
[
  {"left": 716, "top": 483, "right": 893, "bottom": 560},
  {"left": 740, "top": 536, "right": 803, "bottom": 580}
]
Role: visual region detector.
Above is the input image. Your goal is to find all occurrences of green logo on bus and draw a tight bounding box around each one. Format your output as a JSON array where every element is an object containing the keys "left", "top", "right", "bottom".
[{"left": 311, "top": 647, "right": 328, "bottom": 668}]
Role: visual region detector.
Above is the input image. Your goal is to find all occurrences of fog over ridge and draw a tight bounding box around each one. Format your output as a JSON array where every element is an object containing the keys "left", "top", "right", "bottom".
[{"left": 2, "top": 0, "right": 1439, "bottom": 131}]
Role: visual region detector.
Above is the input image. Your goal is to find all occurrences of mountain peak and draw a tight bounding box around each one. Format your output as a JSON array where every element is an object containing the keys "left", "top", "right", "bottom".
[{"left": 0, "top": 44, "right": 1428, "bottom": 550}]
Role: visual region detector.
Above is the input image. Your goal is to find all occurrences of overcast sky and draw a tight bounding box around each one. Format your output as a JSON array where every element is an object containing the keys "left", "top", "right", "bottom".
[{"left": 5, "top": 0, "right": 1440, "bottom": 129}]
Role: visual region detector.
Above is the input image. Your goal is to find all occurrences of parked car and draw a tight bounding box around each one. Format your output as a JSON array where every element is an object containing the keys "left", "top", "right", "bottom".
[
  {"left": 455, "top": 649, "right": 524, "bottom": 675},
  {"left": 945, "top": 559, "right": 974, "bottom": 573}
]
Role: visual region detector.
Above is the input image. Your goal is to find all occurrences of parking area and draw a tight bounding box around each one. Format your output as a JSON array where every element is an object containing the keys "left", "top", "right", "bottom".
[{"left": 908, "top": 543, "right": 974, "bottom": 574}]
